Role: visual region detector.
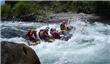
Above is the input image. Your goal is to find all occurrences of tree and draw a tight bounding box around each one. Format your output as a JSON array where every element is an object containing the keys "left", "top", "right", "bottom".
[{"left": 1, "top": 4, "right": 12, "bottom": 17}]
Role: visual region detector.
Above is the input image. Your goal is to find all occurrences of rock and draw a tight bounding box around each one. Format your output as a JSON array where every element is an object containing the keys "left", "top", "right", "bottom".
[{"left": 1, "top": 41, "right": 41, "bottom": 64}]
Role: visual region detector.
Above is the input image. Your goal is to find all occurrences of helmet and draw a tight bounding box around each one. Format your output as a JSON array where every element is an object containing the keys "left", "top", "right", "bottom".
[
  {"left": 31, "top": 29, "right": 36, "bottom": 31},
  {"left": 45, "top": 27, "right": 50, "bottom": 31},
  {"left": 28, "top": 26, "right": 34, "bottom": 30},
  {"left": 27, "top": 29, "right": 31, "bottom": 31},
  {"left": 50, "top": 28, "right": 56, "bottom": 31}
]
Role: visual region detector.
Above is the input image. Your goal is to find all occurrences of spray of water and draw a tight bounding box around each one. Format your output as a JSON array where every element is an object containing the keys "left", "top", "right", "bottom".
[{"left": 1, "top": 14, "right": 110, "bottom": 64}]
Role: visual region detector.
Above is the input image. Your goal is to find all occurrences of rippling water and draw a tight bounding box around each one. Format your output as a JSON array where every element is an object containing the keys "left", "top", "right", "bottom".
[{"left": 1, "top": 15, "right": 110, "bottom": 64}]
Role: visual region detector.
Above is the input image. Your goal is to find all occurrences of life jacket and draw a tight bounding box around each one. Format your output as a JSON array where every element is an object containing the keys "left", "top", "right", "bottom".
[
  {"left": 50, "top": 31, "right": 60, "bottom": 39},
  {"left": 26, "top": 31, "right": 36, "bottom": 40},
  {"left": 26, "top": 31, "right": 31, "bottom": 36},
  {"left": 39, "top": 30, "right": 49, "bottom": 40}
]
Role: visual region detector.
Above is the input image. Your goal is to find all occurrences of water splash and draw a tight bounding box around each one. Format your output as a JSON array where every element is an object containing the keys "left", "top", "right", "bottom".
[{"left": 1, "top": 14, "right": 110, "bottom": 64}]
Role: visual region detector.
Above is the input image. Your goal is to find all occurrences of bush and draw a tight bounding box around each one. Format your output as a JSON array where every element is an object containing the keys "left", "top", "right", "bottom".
[
  {"left": 1, "top": 1, "right": 110, "bottom": 21},
  {"left": 1, "top": 4, "right": 12, "bottom": 17}
]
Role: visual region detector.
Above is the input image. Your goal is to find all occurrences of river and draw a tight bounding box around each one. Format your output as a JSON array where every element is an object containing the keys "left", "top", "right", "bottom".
[{"left": 1, "top": 14, "right": 110, "bottom": 64}]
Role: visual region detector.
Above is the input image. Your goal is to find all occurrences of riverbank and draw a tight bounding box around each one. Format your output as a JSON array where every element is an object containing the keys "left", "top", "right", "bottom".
[
  {"left": 1, "top": 13, "right": 110, "bottom": 24},
  {"left": 2, "top": 1, "right": 110, "bottom": 23}
]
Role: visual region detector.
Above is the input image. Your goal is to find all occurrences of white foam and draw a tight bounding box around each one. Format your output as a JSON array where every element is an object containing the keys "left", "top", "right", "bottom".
[{"left": 1, "top": 14, "right": 110, "bottom": 64}]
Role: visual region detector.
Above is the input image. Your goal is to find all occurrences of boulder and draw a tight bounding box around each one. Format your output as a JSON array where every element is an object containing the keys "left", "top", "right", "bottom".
[{"left": 1, "top": 41, "right": 41, "bottom": 64}]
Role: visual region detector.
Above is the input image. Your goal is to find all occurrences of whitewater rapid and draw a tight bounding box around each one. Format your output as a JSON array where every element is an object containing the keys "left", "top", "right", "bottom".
[{"left": 1, "top": 15, "right": 110, "bottom": 64}]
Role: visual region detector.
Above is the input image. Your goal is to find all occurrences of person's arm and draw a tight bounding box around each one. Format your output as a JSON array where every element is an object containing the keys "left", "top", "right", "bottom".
[
  {"left": 44, "top": 32, "right": 48, "bottom": 36},
  {"left": 33, "top": 31, "right": 37, "bottom": 38},
  {"left": 65, "top": 24, "right": 68, "bottom": 31}
]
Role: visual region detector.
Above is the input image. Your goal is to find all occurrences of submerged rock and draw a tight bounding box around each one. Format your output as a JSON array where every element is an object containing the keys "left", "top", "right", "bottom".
[{"left": 1, "top": 41, "right": 41, "bottom": 64}]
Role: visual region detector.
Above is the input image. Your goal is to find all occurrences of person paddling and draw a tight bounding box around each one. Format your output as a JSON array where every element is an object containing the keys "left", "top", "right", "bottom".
[
  {"left": 60, "top": 20, "right": 69, "bottom": 35},
  {"left": 39, "top": 27, "right": 53, "bottom": 42},
  {"left": 60, "top": 20, "right": 73, "bottom": 31},
  {"left": 26, "top": 28, "right": 39, "bottom": 45},
  {"left": 60, "top": 20, "right": 68, "bottom": 31},
  {"left": 50, "top": 28, "right": 61, "bottom": 39},
  {"left": 60, "top": 20, "right": 73, "bottom": 35}
]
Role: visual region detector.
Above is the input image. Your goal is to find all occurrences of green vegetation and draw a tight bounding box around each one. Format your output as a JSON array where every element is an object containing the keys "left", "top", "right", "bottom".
[
  {"left": 1, "top": 1, "right": 110, "bottom": 21},
  {"left": 1, "top": 4, "right": 12, "bottom": 17}
]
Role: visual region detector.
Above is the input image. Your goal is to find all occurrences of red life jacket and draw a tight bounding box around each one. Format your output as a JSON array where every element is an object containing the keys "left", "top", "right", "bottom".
[
  {"left": 26, "top": 31, "right": 36, "bottom": 40},
  {"left": 51, "top": 31, "right": 60, "bottom": 39},
  {"left": 39, "top": 30, "right": 48, "bottom": 40}
]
